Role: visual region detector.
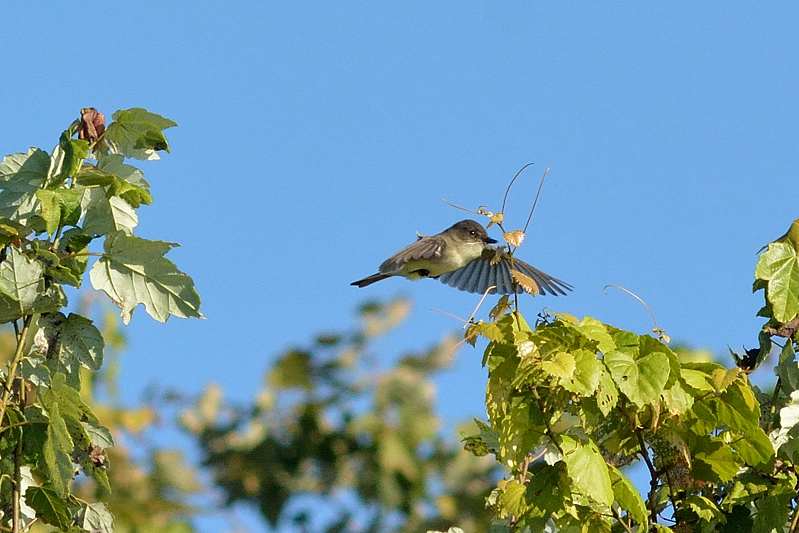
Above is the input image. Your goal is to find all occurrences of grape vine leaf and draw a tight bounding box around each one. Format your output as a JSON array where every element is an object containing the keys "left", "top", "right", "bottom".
[{"left": 755, "top": 241, "right": 799, "bottom": 323}]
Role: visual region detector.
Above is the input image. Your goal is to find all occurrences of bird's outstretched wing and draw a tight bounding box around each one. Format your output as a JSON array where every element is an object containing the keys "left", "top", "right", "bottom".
[
  {"left": 379, "top": 235, "right": 446, "bottom": 273},
  {"left": 437, "top": 247, "right": 572, "bottom": 296}
]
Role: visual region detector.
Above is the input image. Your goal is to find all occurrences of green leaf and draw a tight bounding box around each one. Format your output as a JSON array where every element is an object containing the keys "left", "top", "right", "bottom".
[
  {"left": 77, "top": 156, "right": 152, "bottom": 208},
  {"left": 58, "top": 313, "right": 104, "bottom": 371},
  {"left": 20, "top": 356, "right": 51, "bottom": 386},
  {"left": 683, "top": 495, "right": 722, "bottom": 523},
  {"left": 90, "top": 231, "right": 202, "bottom": 324},
  {"left": 777, "top": 341, "right": 799, "bottom": 392},
  {"left": 102, "top": 108, "right": 177, "bottom": 160},
  {"left": 36, "top": 188, "right": 83, "bottom": 235},
  {"left": 609, "top": 466, "right": 647, "bottom": 526},
  {"left": 731, "top": 427, "right": 773, "bottom": 467},
  {"left": 716, "top": 380, "right": 761, "bottom": 435},
  {"left": 81, "top": 187, "right": 138, "bottom": 236},
  {"left": 560, "top": 436, "right": 613, "bottom": 506},
  {"left": 498, "top": 479, "right": 527, "bottom": 517},
  {"left": 693, "top": 438, "right": 741, "bottom": 482},
  {"left": 573, "top": 316, "right": 616, "bottom": 353},
  {"left": 541, "top": 351, "right": 575, "bottom": 381},
  {"left": 755, "top": 241, "right": 799, "bottom": 322},
  {"left": 661, "top": 379, "right": 694, "bottom": 415},
  {"left": 43, "top": 402, "right": 75, "bottom": 496},
  {"left": 0, "top": 147, "right": 50, "bottom": 224},
  {"left": 604, "top": 350, "right": 670, "bottom": 407},
  {"left": 79, "top": 502, "right": 114, "bottom": 533},
  {"left": 752, "top": 491, "right": 792, "bottom": 533},
  {"left": 562, "top": 348, "right": 602, "bottom": 396},
  {"left": 48, "top": 133, "right": 90, "bottom": 185},
  {"left": 681, "top": 367, "right": 715, "bottom": 393},
  {"left": 25, "top": 485, "right": 73, "bottom": 529},
  {"left": 595, "top": 368, "right": 618, "bottom": 416},
  {"left": 461, "top": 418, "right": 499, "bottom": 457},
  {"left": 525, "top": 462, "right": 569, "bottom": 516},
  {"left": 82, "top": 421, "right": 114, "bottom": 449},
  {"left": 0, "top": 247, "right": 64, "bottom": 322}
]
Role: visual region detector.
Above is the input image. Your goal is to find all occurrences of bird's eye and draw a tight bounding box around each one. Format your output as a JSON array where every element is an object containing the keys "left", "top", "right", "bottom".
[{"left": 469, "top": 230, "right": 476, "bottom": 236}]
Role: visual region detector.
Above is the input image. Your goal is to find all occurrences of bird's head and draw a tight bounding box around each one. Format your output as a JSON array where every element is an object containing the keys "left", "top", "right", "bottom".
[{"left": 449, "top": 219, "right": 497, "bottom": 244}]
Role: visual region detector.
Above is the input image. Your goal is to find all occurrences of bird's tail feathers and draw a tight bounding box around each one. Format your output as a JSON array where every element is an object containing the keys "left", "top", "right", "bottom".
[{"left": 350, "top": 272, "right": 392, "bottom": 288}]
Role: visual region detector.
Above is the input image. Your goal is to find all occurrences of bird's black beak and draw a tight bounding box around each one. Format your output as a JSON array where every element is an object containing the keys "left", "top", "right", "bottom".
[{"left": 484, "top": 236, "right": 497, "bottom": 244}]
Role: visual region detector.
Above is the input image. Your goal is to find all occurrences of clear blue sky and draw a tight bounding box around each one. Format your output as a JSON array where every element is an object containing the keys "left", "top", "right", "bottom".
[{"left": 3, "top": 2, "right": 799, "bottom": 531}]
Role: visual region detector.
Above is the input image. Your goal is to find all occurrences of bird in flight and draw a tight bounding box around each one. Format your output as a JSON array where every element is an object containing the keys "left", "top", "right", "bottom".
[{"left": 350, "top": 219, "right": 571, "bottom": 295}]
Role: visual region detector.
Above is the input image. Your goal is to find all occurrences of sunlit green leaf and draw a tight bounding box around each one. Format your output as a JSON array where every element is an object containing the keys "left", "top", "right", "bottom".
[
  {"left": 0, "top": 247, "right": 64, "bottom": 321},
  {"left": 541, "top": 351, "right": 575, "bottom": 381},
  {"left": 755, "top": 241, "right": 799, "bottom": 322},
  {"left": 595, "top": 369, "right": 618, "bottom": 416},
  {"left": 497, "top": 479, "right": 527, "bottom": 517},
  {"left": 82, "top": 187, "right": 138, "bottom": 236},
  {"left": 47, "top": 133, "right": 90, "bottom": 185},
  {"left": 0, "top": 147, "right": 50, "bottom": 224},
  {"left": 604, "top": 350, "right": 669, "bottom": 407},
  {"left": 560, "top": 436, "right": 613, "bottom": 506},
  {"left": 102, "top": 108, "right": 177, "bottom": 160},
  {"left": 609, "top": 466, "right": 647, "bottom": 526},
  {"left": 90, "top": 231, "right": 202, "bottom": 324},
  {"left": 36, "top": 188, "right": 82, "bottom": 234}
]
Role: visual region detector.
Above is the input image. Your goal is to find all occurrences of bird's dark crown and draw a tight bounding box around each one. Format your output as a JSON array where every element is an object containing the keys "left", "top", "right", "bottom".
[{"left": 448, "top": 219, "right": 495, "bottom": 243}]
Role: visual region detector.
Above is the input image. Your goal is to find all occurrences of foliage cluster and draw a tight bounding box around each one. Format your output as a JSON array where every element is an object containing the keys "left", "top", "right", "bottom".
[
  {"left": 0, "top": 108, "right": 202, "bottom": 532},
  {"left": 452, "top": 216, "right": 799, "bottom": 531}
]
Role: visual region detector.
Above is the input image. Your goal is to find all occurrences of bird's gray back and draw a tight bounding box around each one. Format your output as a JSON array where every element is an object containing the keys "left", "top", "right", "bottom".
[{"left": 379, "top": 235, "right": 446, "bottom": 273}]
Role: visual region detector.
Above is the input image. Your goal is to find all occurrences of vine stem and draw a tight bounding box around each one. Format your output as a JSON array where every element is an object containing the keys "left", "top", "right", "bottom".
[
  {"left": 636, "top": 429, "right": 660, "bottom": 523},
  {"left": 767, "top": 376, "right": 783, "bottom": 433},
  {"left": 0, "top": 316, "right": 32, "bottom": 432},
  {"left": 531, "top": 388, "right": 563, "bottom": 454}
]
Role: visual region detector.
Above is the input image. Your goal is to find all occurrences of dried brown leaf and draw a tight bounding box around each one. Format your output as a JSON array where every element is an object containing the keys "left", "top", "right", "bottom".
[
  {"left": 504, "top": 230, "right": 526, "bottom": 247},
  {"left": 511, "top": 268, "right": 539, "bottom": 295},
  {"left": 79, "top": 108, "right": 106, "bottom": 142}
]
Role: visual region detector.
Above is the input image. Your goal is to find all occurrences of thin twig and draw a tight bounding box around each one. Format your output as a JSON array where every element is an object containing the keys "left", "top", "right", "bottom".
[
  {"left": 611, "top": 506, "right": 634, "bottom": 533},
  {"left": 522, "top": 167, "right": 550, "bottom": 234},
  {"left": 500, "top": 162, "right": 535, "bottom": 215},
  {"left": 464, "top": 285, "right": 497, "bottom": 328},
  {"left": 603, "top": 284, "right": 665, "bottom": 338},
  {"left": 430, "top": 308, "right": 469, "bottom": 324},
  {"left": 441, "top": 198, "right": 480, "bottom": 216}
]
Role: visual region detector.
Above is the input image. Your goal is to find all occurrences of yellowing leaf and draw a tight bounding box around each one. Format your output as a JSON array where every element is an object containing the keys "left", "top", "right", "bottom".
[
  {"left": 510, "top": 268, "right": 539, "bottom": 295},
  {"left": 504, "top": 230, "right": 525, "bottom": 247},
  {"left": 488, "top": 211, "right": 504, "bottom": 227}
]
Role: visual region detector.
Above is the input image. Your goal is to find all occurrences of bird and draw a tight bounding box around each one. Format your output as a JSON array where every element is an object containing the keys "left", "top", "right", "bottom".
[{"left": 350, "top": 219, "right": 572, "bottom": 295}]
